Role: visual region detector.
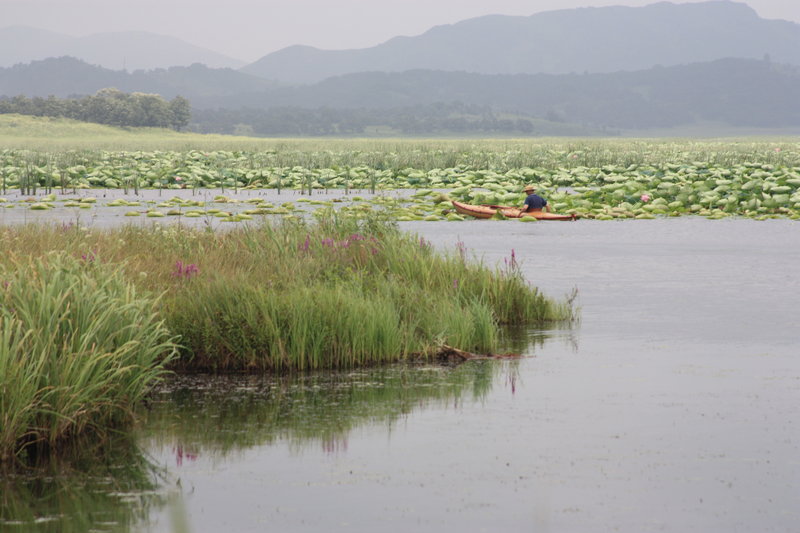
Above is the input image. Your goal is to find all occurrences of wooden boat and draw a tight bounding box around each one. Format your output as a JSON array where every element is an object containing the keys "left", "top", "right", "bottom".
[{"left": 451, "top": 201, "right": 578, "bottom": 221}]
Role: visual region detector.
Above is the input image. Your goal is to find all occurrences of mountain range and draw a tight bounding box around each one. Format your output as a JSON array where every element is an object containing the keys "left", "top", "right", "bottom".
[
  {"left": 242, "top": 1, "right": 800, "bottom": 84},
  {"left": 3, "top": 55, "right": 798, "bottom": 132},
  {"left": 4, "top": 2, "right": 800, "bottom": 83},
  {"left": 0, "top": 57, "right": 273, "bottom": 100},
  {"left": 0, "top": 26, "right": 244, "bottom": 71},
  {"left": 3, "top": 1, "right": 800, "bottom": 134}
]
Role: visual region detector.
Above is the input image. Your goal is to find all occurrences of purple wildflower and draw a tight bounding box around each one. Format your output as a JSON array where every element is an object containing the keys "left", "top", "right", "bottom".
[
  {"left": 173, "top": 261, "right": 199, "bottom": 279},
  {"left": 455, "top": 240, "right": 466, "bottom": 261}
]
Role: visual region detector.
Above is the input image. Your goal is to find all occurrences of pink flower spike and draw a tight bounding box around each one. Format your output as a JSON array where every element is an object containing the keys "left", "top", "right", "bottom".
[{"left": 640, "top": 194, "right": 651, "bottom": 203}]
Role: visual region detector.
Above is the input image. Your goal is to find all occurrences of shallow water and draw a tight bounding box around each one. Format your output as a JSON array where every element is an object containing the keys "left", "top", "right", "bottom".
[
  {"left": 0, "top": 188, "right": 412, "bottom": 230},
  {"left": 2, "top": 215, "right": 799, "bottom": 532}
]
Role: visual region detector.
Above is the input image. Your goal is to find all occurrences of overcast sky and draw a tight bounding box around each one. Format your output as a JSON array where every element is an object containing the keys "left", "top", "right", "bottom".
[{"left": 5, "top": 0, "right": 800, "bottom": 62}]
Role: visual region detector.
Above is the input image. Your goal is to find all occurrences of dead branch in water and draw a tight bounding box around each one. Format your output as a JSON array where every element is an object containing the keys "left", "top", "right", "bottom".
[{"left": 436, "top": 344, "right": 524, "bottom": 362}]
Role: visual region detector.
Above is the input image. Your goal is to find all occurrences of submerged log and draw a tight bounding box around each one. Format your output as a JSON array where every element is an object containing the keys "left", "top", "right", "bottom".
[{"left": 436, "top": 344, "right": 524, "bottom": 362}]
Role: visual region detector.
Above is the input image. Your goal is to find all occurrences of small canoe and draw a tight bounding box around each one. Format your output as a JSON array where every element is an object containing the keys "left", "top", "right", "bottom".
[{"left": 452, "top": 201, "right": 577, "bottom": 221}]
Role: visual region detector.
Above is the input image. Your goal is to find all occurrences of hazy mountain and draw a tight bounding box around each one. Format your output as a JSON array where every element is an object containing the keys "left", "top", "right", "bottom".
[
  {"left": 3, "top": 56, "right": 799, "bottom": 131},
  {"left": 0, "top": 26, "right": 245, "bottom": 70},
  {"left": 227, "top": 59, "right": 800, "bottom": 129},
  {"left": 242, "top": 1, "right": 800, "bottom": 84},
  {"left": 0, "top": 57, "right": 272, "bottom": 101}
]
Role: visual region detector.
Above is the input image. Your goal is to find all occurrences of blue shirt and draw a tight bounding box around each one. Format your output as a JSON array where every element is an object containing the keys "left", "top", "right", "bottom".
[{"left": 524, "top": 193, "right": 547, "bottom": 210}]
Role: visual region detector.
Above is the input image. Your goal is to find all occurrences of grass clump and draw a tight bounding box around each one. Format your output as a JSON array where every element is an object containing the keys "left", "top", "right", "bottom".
[
  {"left": 0, "top": 253, "right": 177, "bottom": 464},
  {"left": 0, "top": 217, "right": 574, "bottom": 374},
  {"left": 162, "top": 216, "right": 573, "bottom": 371}
]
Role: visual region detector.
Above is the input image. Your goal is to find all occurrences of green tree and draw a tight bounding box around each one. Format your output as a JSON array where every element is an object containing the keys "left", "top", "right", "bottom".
[
  {"left": 130, "top": 93, "right": 172, "bottom": 128},
  {"left": 168, "top": 96, "right": 191, "bottom": 131}
]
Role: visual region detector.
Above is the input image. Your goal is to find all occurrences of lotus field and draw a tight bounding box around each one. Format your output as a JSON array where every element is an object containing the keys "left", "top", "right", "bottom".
[{"left": 1, "top": 140, "right": 799, "bottom": 221}]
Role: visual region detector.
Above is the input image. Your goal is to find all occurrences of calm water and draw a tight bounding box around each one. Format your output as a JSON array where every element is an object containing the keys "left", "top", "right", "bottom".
[{"left": 2, "top": 216, "right": 799, "bottom": 533}]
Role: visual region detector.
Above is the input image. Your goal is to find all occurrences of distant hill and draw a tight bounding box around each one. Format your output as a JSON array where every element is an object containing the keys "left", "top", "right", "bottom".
[
  {"left": 227, "top": 59, "right": 800, "bottom": 129},
  {"left": 242, "top": 1, "right": 800, "bottom": 84},
  {"left": 0, "top": 26, "right": 245, "bottom": 70},
  {"left": 3, "top": 56, "right": 800, "bottom": 132},
  {"left": 0, "top": 57, "right": 273, "bottom": 102}
]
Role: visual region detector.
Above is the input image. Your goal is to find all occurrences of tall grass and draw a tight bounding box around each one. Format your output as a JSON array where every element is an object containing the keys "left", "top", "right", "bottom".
[
  {"left": 0, "top": 216, "right": 575, "bottom": 375},
  {"left": 164, "top": 215, "right": 569, "bottom": 370},
  {"left": 0, "top": 253, "right": 177, "bottom": 464}
]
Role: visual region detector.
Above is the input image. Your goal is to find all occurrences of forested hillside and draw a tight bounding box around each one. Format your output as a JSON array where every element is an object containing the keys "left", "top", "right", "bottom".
[
  {"left": 0, "top": 89, "right": 190, "bottom": 130},
  {"left": 3, "top": 57, "right": 799, "bottom": 135}
]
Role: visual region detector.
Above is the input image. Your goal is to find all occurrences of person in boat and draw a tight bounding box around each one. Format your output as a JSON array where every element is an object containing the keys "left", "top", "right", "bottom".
[{"left": 522, "top": 184, "right": 552, "bottom": 213}]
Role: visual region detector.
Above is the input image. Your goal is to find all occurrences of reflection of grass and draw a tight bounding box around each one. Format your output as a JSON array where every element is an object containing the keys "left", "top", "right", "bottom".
[
  {"left": 140, "top": 361, "right": 505, "bottom": 455},
  {"left": 0, "top": 435, "right": 169, "bottom": 533}
]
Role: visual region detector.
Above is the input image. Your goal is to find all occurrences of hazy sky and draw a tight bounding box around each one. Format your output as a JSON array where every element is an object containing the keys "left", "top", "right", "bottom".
[{"left": 5, "top": 0, "right": 800, "bottom": 62}]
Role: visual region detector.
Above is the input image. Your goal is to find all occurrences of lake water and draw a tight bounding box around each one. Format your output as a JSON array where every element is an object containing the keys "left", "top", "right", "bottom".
[{"left": 2, "top": 214, "right": 799, "bottom": 533}]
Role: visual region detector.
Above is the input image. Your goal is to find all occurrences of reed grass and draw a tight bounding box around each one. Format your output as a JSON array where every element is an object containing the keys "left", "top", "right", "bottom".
[
  {"left": 0, "top": 253, "right": 177, "bottom": 464},
  {"left": 160, "top": 215, "right": 572, "bottom": 370},
  {"left": 0, "top": 216, "right": 574, "bottom": 375}
]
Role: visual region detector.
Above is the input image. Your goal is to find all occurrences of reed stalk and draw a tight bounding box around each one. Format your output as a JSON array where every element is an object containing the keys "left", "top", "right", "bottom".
[
  {"left": 0, "top": 253, "right": 177, "bottom": 463},
  {"left": 0, "top": 217, "right": 574, "bottom": 373}
]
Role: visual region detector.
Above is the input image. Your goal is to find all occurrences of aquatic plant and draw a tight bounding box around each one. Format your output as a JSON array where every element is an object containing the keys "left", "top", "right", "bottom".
[
  {"left": 1, "top": 132, "right": 800, "bottom": 218},
  {"left": 0, "top": 253, "right": 177, "bottom": 464},
  {"left": 164, "top": 215, "right": 566, "bottom": 371},
  {"left": 0, "top": 217, "right": 574, "bottom": 374}
]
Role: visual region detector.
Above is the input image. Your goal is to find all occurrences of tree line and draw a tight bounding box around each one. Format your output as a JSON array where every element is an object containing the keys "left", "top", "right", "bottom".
[
  {"left": 190, "top": 103, "right": 538, "bottom": 136},
  {"left": 0, "top": 87, "right": 541, "bottom": 135},
  {"left": 0, "top": 88, "right": 191, "bottom": 130}
]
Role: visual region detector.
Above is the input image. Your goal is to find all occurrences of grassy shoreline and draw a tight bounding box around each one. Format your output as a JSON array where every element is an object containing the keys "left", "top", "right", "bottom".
[{"left": 0, "top": 216, "right": 574, "bottom": 463}]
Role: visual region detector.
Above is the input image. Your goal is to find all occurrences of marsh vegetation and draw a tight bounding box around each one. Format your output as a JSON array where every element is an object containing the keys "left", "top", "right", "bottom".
[{"left": 0, "top": 215, "right": 573, "bottom": 463}]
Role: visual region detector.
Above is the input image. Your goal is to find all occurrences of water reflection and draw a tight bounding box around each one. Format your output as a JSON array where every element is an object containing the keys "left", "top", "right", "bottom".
[
  {"left": 501, "top": 324, "right": 580, "bottom": 354},
  {"left": 0, "top": 437, "right": 170, "bottom": 533},
  {"left": 1, "top": 325, "right": 567, "bottom": 532},
  {"left": 139, "top": 360, "right": 514, "bottom": 459}
]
